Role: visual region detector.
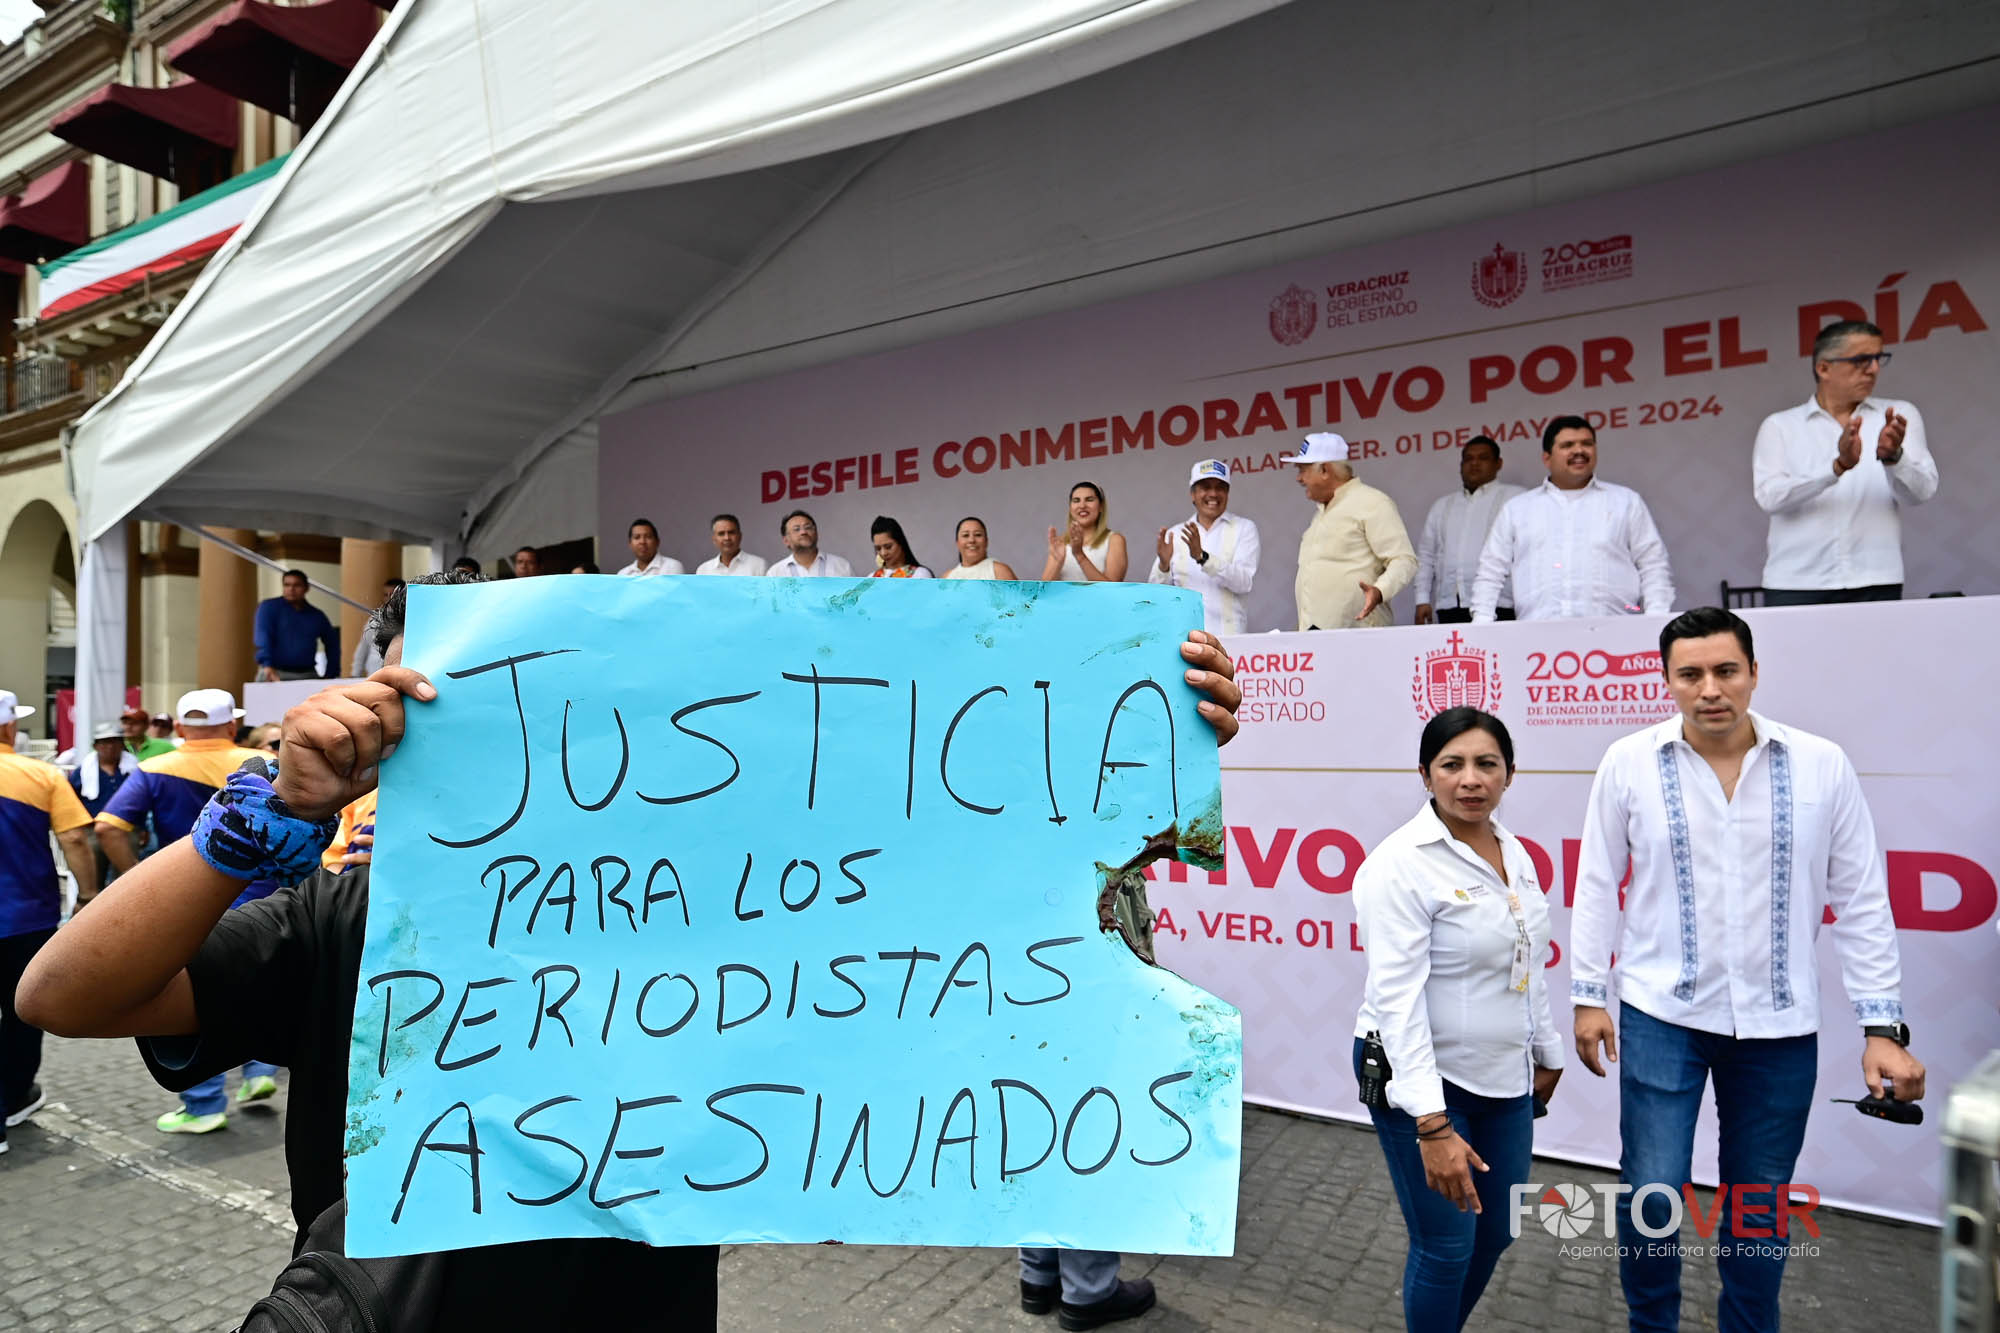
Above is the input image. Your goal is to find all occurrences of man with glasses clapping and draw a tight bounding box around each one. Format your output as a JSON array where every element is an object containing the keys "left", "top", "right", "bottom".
[{"left": 1751, "top": 319, "right": 1939, "bottom": 605}]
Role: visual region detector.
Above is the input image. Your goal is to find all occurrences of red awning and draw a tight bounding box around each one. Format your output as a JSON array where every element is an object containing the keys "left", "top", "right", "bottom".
[
  {"left": 50, "top": 80, "right": 239, "bottom": 182},
  {"left": 0, "top": 160, "right": 90, "bottom": 264},
  {"left": 167, "top": 0, "right": 379, "bottom": 126}
]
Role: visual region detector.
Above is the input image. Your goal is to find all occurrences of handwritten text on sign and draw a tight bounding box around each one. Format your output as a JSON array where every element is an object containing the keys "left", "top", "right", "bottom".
[{"left": 343, "top": 576, "right": 1242, "bottom": 1258}]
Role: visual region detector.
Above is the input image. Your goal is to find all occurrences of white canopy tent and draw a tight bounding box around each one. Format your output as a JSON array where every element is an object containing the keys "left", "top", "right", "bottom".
[
  {"left": 59, "top": 0, "right": 2000, "bottom": 730},
  {"left": 66, "top": 0, "right": 1289, "bottom": 547}
]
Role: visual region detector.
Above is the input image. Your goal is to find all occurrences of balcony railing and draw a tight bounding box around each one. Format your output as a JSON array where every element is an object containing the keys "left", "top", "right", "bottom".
[{"left": 4, "top": 352, "right": 80, "bottom": 415}]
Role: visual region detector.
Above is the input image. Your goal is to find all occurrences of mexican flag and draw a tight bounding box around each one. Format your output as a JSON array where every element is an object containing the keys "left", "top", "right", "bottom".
[{"left": 37, "top": 153, "right": 286, "bottom": 320}]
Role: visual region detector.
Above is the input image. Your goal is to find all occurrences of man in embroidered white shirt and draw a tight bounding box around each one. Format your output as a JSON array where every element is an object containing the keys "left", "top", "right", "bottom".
[
  {"left": 1571, "top": 606, "right": 1925, "bottom": 1333},
  {"left": 693, "top": 514, "right": 768, "bottom": 577},
  {"left": 1469, "top": 417, "right": 1674, "bottom": 622},
  {"left": 1752, "top": 320, "right": 1939, "bottom": 604},
  {"left": 1147, "top": 459, "right": 1261, "bottom": 636},
  {"left": 766, "top": 510, "right": 854, "bottom": 578},
  {"left": 614, "top": 518, "right": 684, "bottom": 577},
  {"left": 1415, "top": 436, "right": 1523, "bottom": 624}
]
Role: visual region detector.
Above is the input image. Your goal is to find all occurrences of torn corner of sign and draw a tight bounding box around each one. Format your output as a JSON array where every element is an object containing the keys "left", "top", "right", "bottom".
[{"left": 339, "top": 576, "right": 1244, "bottom": 1259}]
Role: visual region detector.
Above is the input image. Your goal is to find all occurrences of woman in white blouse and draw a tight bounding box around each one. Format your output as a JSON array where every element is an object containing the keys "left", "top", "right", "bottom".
[
  {"left": 1040, "top": 481, "right": 1128, "bottom": 583},
  {"left": 1353, "top": 707, "right": 1563, "bottom": 1332},
  {"left": 941, "top": 516, "right": 1016, "bottom": 580}
]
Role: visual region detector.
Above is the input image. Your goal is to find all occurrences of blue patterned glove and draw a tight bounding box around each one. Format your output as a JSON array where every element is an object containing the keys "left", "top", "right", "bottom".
[{"left": 190, "top": 758, "right": 340, "bottom": 884}]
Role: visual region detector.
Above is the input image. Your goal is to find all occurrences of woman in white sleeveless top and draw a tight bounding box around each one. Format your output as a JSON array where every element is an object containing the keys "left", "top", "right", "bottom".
[
  {"left": 942, "top": 516, "right": 1017, "bottom": 580},
  {"left": 1039, "top": 481, "right": 1129, "bottom": 583}
]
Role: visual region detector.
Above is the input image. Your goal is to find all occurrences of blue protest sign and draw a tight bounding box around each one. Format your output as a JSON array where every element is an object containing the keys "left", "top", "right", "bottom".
[{"left": 343, "top": 575, "right": 1241, "bottom": 1258}]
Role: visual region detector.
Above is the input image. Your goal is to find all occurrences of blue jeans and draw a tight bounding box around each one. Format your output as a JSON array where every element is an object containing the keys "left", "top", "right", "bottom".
[
  {"left": 1617, "top": 1003, "right": 1817, "bottom": 1333},
  {"left": 1018, "top": 1248, "right": 1120, "bottom": 1305},
  {"left": 1356, "top": 1038, "right": 1533, "bottom": 1332},
  {"left": 181, "top": 1062, "right": 280, "bottom": 1116}
]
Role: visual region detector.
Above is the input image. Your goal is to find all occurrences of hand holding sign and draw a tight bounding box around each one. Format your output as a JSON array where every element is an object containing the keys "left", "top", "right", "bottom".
[{"left": 277, "top": 669, "right": 435, "bottom": 821}]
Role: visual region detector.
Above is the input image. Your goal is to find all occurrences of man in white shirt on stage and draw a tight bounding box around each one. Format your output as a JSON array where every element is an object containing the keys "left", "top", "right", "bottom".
[
  {"left": 1752, "top": 320, "right": 1938, "bottom": 604},
  {"left": 694, "top": 514, "right": 768, "bottom": 577},
  {"left": 767, "top": 510, "right": 854, "bottom": 578},
  {"left": 1470, "top": 416, "right": 1673, "bottom": 622},
  {"left": 1147, "top": 459, "right": 1260, "bottom": 636},
  {"left": 1571, "top": 606, "right": 1925, "bottom": 1333},
  {"left": 614, "top": 518, "right": 684, "bottom": 577},
  {"left": 1414, "top": 436, "right": 1523, "bottom": 624}
]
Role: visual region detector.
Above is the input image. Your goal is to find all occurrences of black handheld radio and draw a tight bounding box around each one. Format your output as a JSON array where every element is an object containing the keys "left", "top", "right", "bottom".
[{"left": 1358, "top": 1032, "right": 1392, "bottom": 1109}]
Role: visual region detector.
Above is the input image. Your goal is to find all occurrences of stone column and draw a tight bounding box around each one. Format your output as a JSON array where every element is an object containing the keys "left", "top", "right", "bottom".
[
  {"left": 196, "top": 528, "right": 260, "bottom": 695},
  {"left": 339, "top": 539, "right": 403, "bottom": 674}
]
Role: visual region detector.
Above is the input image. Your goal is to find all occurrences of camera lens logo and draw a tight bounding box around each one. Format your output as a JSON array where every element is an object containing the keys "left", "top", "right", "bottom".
[{"left": 1536, "top": 1184, "right": 1596, "bottom": 1238}]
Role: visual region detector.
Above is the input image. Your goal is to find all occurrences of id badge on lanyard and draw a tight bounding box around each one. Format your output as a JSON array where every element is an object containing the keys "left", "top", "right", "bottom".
[{"left": 1503, "top": 889, "right": 1533, "bottom": 993}]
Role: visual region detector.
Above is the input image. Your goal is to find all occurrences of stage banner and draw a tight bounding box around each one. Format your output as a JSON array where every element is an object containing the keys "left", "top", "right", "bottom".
[
  {"left": 343, "top": 576, "right": 1242, "bottom": 1258},
  {"left": 603, "top": 105, "right": 1998, "bottom": 631},
  {"left": 1148, "top": 597, "right": 1999, "bottom": 1226}
]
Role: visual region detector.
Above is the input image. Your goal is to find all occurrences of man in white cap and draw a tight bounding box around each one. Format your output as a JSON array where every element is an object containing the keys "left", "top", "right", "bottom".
[
  {"left": 0, "top": 689, "right": 97, "bottom": 1154},
  {"left": 1281, "top": 432, "right": 1417, "bottom": 629},
  {"left": 1149, "top": 459, "right": 1262, "bottom": 636},
  {"left": 63, "top": 722, "right": 139, "bottom": 888},
  {"left": 96, "top": 688, "right": 282, "bottom": 1133}
]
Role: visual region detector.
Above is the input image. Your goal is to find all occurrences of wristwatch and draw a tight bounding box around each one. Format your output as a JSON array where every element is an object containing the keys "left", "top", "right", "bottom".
[
  {"left": 1863, "top": 1022, "right": 1910, "bottom": 1047},
  {"left": 1195, "top": 551, "right": 1209, "bottom": 566}
]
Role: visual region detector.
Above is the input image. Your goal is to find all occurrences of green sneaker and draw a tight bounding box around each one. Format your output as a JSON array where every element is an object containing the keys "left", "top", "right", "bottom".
[
  {"left": 237, "top": 1075, "right": 279, "bottom": 1104},
  {"left": 155, "top": 1109, "right": 227, "bottom": 1135}
]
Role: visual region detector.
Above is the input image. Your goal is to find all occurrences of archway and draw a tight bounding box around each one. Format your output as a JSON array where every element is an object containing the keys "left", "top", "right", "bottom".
[{"left": 0, "top": 499, "right": 74, "bottom": 740}]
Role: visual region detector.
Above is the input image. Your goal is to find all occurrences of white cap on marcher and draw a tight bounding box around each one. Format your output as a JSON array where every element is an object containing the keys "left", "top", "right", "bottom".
[
  {"left": 90, "top": 721, "right": 124, "bottom": 741},
  {"left": 176, "top": 688, "right": 244, "bottom": 725},
  {"left": 1277, "top": 432, "right": 1352, "bottom": 464},
  {"left": 1188, "top": 459, "right": 1231, "bottom": 486},
  {"left": 0, "top": 689, "right": 33, "bottom": 721}
]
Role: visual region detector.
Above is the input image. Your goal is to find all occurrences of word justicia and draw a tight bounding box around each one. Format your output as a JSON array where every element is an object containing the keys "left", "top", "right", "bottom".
[
  {"left": 1508, "top": 1182, "right": 1822, "bottom": 1241},
  {"left": 430, "top": 650, "right": 1189, "bottom": 849}
]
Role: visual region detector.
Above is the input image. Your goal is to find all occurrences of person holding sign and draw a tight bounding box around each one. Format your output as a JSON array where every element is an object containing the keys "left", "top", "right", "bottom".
[
  {"left": 1042, "top": 481, "right": 1129, "bottom": 583},
  {"left": 866, "top": 516, "right": 933, "bottom": 578},
  {"left": 17, "top": 572, "right": 1246, "bottom": 1330},
  {"left": 940, "top": 516, "right": 1016, "bottom": 580},
  {"left": 1352, "top": 707, "right": 1562, "bottom": 1333}
]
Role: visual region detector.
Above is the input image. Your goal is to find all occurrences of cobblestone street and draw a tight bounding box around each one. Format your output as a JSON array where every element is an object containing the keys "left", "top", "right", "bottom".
[{"left": 0, "top": 1034, "right": 1941, "bottom": 1332}]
